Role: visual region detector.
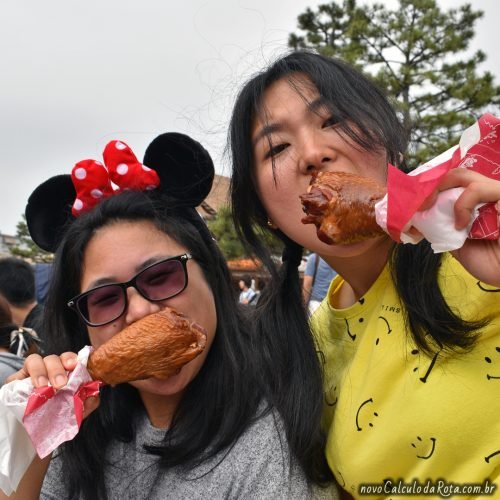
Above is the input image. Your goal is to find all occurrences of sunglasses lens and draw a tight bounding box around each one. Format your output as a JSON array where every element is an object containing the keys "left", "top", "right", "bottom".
[
  {"left": 79, "top": 285, "right": 125, "bottom": 326},
  {"left": 136, "top": 259, "right": 186, "bottom": 300}
]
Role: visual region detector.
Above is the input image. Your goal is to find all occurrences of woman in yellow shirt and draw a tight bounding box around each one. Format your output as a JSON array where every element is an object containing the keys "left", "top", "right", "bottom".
[{"left": 228, "top": 50, "right": 500, "bottom": 498}]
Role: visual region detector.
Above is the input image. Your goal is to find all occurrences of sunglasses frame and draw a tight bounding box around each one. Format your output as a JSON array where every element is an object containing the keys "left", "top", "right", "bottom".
[{"left": 67, "top": 253, "right": 192, "bottom": 327}]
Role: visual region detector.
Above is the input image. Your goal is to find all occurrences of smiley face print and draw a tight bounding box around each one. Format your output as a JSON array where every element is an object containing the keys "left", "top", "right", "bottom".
[
  {"left": 485, "top": 347, "right": 500, "bottom": 380},
  {"left": 356, "top": 398, "right": 379, "bottom": 431},
  {"left": 411, "top": 435, "right": 437, "bottom": 460}
]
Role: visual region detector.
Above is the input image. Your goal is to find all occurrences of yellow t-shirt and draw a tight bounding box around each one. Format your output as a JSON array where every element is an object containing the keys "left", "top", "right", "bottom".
[{"left": 311, "top": 254, "right": 500, "bottom": 499}]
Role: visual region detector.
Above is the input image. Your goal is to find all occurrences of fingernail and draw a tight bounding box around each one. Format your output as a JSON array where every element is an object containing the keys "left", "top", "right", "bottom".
[
  {"left": 66, "top": 358, "right": 77, "bottom": 367},
  {"left": 55, "top": 375, "right": 67, "bottom": 387},
  {"left": 37, "top": 376, "right": 49, "bottom": 387}
]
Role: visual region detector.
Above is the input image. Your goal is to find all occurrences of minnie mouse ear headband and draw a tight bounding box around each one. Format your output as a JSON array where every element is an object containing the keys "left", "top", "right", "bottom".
[{"left": 26, "top": 133, "right": 215, "bottom": 253}]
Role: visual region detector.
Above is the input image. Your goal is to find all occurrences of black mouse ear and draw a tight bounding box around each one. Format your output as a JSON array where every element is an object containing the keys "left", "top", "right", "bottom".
[
  {"left": 143, "top": 133, "right": 215, "bottom": 207},
  {"left": 25, "top": 175, "right": 76, "bottom": 253}
]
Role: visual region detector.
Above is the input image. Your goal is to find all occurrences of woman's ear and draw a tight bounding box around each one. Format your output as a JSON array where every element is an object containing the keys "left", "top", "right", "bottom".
[
  {"left": 25, "top": 175, "right": 76, "bottom": 253},
  {"left": 143, "top": 132, "right": 215, "bottom": 207}
]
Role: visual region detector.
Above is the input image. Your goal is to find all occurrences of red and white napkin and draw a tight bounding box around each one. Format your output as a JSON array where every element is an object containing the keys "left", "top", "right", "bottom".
[
  {"left": 375, "top": 114, "right": 500, "bottom": 252},
  {"left": 0, "top": 346, "right": 101, "bottom": 495}
]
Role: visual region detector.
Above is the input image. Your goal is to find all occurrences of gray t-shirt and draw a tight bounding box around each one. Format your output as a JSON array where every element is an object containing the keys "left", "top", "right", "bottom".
[
  {"left": 0, "top": 352, "right": 24, "bottom": 385},
  {"left": 41, "top": 408, "right": 328, "bottom": 500}
]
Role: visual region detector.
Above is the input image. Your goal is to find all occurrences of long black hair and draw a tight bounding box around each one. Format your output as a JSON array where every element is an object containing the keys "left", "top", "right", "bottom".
[
  {"left": 228, "top": 50, "right": 485, "bottom": 476},
  {"left": 41, "top": 190, "right": 263, "bottom": 499},
  {"left": 0, "top": 295, "right": 16, "bottom": 350}
]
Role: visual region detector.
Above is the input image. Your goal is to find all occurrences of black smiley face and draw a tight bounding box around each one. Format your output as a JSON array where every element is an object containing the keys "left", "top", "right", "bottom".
[
  {"left": 411, "top": 348, "right": 440, "bottom": 383},
  {"left": 355, "top": 398, "right": 379, "bottom": 431},
  {"left": 411, "top": 435, "right": 437, "bottom": 459},
  {"left": 375, "top": 316, "right": 392, "bottom": 345},
  {"left": 485, "top": 347, "right": 500, "bottom": 380},
  {"left": 485, "top": 450, "right": 500, "bottom": 463},
  {"left": 325, "top": 383, "right": 338, "bottom": 406}
]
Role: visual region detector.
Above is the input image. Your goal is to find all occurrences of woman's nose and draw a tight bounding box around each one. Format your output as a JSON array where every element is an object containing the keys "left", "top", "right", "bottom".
[
  {"left": 124, "top": 288, "right": 161, "bottom": 325},
  {"left": 298, "top": 134, "right": 336, "bottom": 174}
]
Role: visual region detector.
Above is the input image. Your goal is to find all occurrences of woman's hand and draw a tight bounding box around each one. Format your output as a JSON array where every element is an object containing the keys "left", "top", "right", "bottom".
[
  {"left": 8, "top": 352, "right": 77, "bottom": 388},
  {"left": 5, "top": 352, "right": 100, "bottom": 418},
  {"left": 437, "top": 168, "right": 500, "bottom": 286}
]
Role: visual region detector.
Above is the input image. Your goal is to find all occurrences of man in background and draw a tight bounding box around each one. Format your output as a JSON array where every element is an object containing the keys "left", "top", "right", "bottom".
[
  {"left": 0, "top": 257, "right": 45, "bottom": 339},
  {"left": 302, "top": 253, "right": 337, "bottom": 315},
  {"left": 33, "top": 262, "right": 53, "bottom": 305},
  {"left": 238, "top": 274, "right": 256, "bottom": 305}
]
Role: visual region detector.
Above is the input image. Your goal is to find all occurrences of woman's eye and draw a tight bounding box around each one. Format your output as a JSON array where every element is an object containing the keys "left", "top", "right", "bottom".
[
  {"left": 144, "top": 273, "right": 171, "bottom": 287},
  {"left": 322, "top": 116, "right": 341, "bottom": 128},
  {"left": 265, "top": 143, "right": 289, "bottom": 159},
  {"left": 89, "top": 292, "right": 120, "bottom": 308}
]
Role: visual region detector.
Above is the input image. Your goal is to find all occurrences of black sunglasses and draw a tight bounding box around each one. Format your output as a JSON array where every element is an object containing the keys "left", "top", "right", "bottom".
[{"left": 68, "top": 253, "right": 192, "bottom": 327}]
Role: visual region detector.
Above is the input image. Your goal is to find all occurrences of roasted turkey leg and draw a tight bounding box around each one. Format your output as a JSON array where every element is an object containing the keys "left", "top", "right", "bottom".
[
  {"left": 300, "top": 171, "right": 386, "bottom": 245},
  {"left": 87, "top": 307, "right": 207, "bottom": 385}
]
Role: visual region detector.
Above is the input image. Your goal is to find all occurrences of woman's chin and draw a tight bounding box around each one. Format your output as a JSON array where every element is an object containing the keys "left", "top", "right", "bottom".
[
  {"left": 131, "top": 368, "right": 189, "bottom": 396},
  {"left": 317, "top": 233, "right": 391, "bottom": 258}
]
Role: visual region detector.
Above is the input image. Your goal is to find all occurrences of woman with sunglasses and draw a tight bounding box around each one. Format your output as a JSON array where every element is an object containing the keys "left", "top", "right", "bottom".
[{"left": 2, "top": 133, "right": 334, "bottom": 500}]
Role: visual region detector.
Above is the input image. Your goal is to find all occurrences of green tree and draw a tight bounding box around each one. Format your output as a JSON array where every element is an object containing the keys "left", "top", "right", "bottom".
[
  {"left": 289, "top": 0, "right": 500, "bottom": 165},
  {"left": 207, "top": 206, "right": 247, "bottom": 260},
  {"left": 10, "top": 214, "right": 53, "bottom": 263},
  {"left": 207, "top": 206, "right": 283, "bottom": 261}
]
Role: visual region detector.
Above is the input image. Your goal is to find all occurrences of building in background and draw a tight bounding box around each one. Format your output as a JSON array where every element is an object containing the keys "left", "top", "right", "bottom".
[
  {"left": 197, "top": 174, "right": 230, "bottom": 221},
  {"left": 0, "top": 233, "right": 19, "bottom": 258}
]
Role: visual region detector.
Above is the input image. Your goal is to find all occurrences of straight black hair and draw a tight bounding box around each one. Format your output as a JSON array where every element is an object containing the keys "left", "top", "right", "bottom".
[
  {"left": 0, "top": 257, "right": 36, "bottom": 306},
  {"left": 42, "top": 190, "right": 263, "bottom": 499},
  {"left": 228, "top": 51, "right": 486, "bottom": 476}
]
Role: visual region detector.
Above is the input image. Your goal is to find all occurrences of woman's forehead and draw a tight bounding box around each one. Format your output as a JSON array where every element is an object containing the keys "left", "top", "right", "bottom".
[
  {"left": 251, "top": 76, "right": 326, "bottom": 141},
  {"left": 258, "top": 74, "right": 319, "bottom": 112}
]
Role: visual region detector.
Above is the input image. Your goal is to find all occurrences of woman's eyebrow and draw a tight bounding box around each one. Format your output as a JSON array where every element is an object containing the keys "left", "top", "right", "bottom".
[
  {"left": 308, "top": 96, "right": 330, "bottom": 113},
  {"left": 137, "top": 256, "right": 168, "bottom": 272},
  {"left": 85, "top": 276, "right": 116, "bottom": 291}
]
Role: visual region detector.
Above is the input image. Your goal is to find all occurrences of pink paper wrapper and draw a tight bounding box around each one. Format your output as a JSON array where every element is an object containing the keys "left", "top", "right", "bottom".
[
  {"left": 0, "top": 346, "right": 101, "bottom": 495},
  {"left": 375, "top": 114, "right": 500, "bottom": 252}
]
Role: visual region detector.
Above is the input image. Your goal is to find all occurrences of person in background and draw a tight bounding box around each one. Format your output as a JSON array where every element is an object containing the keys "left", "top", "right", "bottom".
[
  {"left": 33, "top": 263, "right": 53, "bottom": 305},
  {"left": 0, "top": 258, "right": 45, "bottom": 341},
  {"left": 249, "top": 278, "right": 261, "bottom": 306},
  {"left": 302, "top": 253, "right": 337, "bottom": 315},
  {"left": 0, "top": 295, "right": 41, "bottom": 385},
  {"left": 238, "top": 274, "right": 256, "bottom": 305},
  {"left": 0, "top": 295, "right": 23, "bottom": 385}
]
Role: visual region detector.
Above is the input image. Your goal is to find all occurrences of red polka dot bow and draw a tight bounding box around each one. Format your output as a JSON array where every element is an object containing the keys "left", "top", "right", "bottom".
[{"left": 71, "top": 140, "right": 160, "bottom": 216}]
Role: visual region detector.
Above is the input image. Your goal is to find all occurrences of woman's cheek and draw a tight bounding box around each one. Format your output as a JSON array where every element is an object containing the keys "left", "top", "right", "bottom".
[{"left": 87, "top": 324, "right": 120, "bottom": 349}]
